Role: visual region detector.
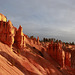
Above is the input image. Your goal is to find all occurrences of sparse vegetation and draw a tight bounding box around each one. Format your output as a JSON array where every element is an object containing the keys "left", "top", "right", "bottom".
[{"left": 41, "top": 37, "right": 62, "bottom": 44}]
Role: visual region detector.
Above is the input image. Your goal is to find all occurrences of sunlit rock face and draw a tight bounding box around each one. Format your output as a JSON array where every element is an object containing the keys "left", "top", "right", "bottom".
[
  {"left": 0, "top": 19, "right": 16, "bottom": 48},
  {"left": 0, "top": 13, "right": 27, "bottom": 49},
  {"left": 37, "top": 37, "right": 40, "bottom": 45},
  {"left": 6, "top": 20, "right": 16, "bottom": 47},
  {"left": 14, "top": 25, "right": 26, "bottom": 49},
  {"left": 0, "top": 13, "right": 7, "bottom": 22}
]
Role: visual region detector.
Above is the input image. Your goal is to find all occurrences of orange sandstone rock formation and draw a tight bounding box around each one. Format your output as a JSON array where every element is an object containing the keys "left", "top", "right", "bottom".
[
  {"left": 0, "top": 13, "right": 7, "bottom": 22},
  {"left": 0, "top": 13, "right": 75, "bottom": 75},
  {"left": 0, "top": 13, "right": 26, "bottom": 49},
  {"left": 0, "top": 20, "right": 15, "bottom": 48},
  {"left": 14, "top": 25, "right": 26, "bottom": 49},
  {"left": 37, "top": 36, "right": 40, "bottom": 45},
  {"left": 47, "top": 41, "right": 75, "bottom": 70},
  {"left": 0, "top": 13, "right": 41, "bottom": 50}
]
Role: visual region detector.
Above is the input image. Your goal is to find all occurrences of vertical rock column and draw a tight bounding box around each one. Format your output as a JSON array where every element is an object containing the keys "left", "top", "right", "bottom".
[
  {"left": 0, "top": 20, "right": 15, "bottom": 48},
  {"left": 65, "top": 52, "right": 71, "bottom": 67},
  {"left": 62, "top": 50, "right": 65, "bottom": 68},
  {"left": 50, "top": 41, "right": 53, "bottom": 58},
  {"left": 58, "top": 44, "right": 63, "bottom": 67},
  {"left": 47, "top": 44, "right": 51, "bottom": 56},
  {"left": 59, "top": 49, "right": 63, "bottom": 67},
  {"left": 53, "top": 43, "right": 57, "bottom": 60},
  {"left": 15, "top": 25, "right": 26, "bottom": 49},
  {"left": 56, "top": 43, "right": 60, "bottom": 63},
  {"left": 0, "top": 21, "right": 3, "bottom": 41},
  {"left": 71, "top": 51, "right": 75, "bottom": 69},
  {"left": 33, "top": 38, "right": 36, "bottom": 44},
  {"left": 37, "top": 37, "right": 40, "bottom": 45},
  {"left": 47, "top": 41, "right": 53, "bottom": 57},
  {"left": 6, "top": 20, "right": 15, "bottom": 48}
]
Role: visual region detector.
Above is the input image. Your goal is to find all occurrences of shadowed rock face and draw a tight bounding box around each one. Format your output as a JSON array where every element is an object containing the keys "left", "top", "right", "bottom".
[{"left": 47, "top": 42, "right": 75, "bottom": 70}]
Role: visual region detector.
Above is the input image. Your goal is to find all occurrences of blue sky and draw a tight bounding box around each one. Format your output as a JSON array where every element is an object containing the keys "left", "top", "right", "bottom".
[{"left": 0, "top": 0, "right": 75, "bottom": 42}]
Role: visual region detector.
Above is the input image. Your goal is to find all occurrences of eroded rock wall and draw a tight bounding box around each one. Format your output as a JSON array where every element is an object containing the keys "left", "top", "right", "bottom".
[
  {"left": 0, "top": 20, "right": 15, "bottom": 48},
  {"left": 47, "top": 42, "right": 75, "bottom": 69},
  {"left": 0, "top": 14, "right": 27, "bottom": 49}
]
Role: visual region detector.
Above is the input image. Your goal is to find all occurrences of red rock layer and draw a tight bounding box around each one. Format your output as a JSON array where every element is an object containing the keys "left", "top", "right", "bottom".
[
  {"left": 0, "top": 20, "right": 15, "bottom": 48},
  {"left": 14, "top": 25, "right": 26, "bottom": 49},
  {"left": 47, "top": 42, "right": 75, "bottom": 69}
]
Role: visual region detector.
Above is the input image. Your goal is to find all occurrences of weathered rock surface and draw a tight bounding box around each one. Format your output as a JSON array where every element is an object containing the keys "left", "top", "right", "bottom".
[
  {"left": 0, "top": 13, "right": 75, "bottom": 75},
  {"left": 0, "top": 13, "right": 7, "bottom": 22},
  {"left": 0, "top": 20, "right": 16, "bottom": 48},
  {"left": 14, "top": 25, "right": 26, "bottom": 49},
  {"left": 0, "top": 41, "right": 63, "bottom": 75},
  {"left": 47, "top": 41, "right": 75, "bottom": 74}
]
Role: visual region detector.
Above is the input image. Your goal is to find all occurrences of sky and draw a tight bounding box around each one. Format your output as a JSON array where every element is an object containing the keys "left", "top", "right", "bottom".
[{"left": 0, "top": 0, "right": 75, "bottom": 42}]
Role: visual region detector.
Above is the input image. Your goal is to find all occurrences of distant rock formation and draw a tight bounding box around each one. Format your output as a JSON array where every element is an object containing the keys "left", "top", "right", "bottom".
[
  {"left": 37, "top": 37, "right": 40, "bottom": 45},
  {"left": 47, "top": 42, "right": 75, "bottom": 69}
]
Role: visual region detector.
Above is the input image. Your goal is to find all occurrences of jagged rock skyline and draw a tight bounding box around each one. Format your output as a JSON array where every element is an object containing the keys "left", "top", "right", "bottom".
[
  {"left": 0, "top": 0, "right": 75, "bottom": 42},
  {"left": 0, "top": 13, "right": 75, "bottom": 75}
]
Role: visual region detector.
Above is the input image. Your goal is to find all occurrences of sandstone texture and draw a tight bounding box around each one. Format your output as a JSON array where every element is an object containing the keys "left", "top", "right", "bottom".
[
  {"left": 0, "top": 13, "right": 75, "bottom": 75},
  {"left": 0, "top": 20, "right": 15, "bottom": 48},
  {"left": 0, "top": 13, "right": 7, "bottom": 22},
  {"left": 14, "top": 25, "right": 26, "bottom": 49}
]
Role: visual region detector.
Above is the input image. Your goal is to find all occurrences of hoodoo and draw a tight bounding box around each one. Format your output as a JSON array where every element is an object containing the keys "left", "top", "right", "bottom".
[
  {"left": 14, "top": 25, "right": 26, "bottom": 49},
  {"left": 0, "top": 13, "right": 26, "bottom": 49},
  {"left": 0, "top": 13, "right": 75, "bottom": 75},
  {"left": 0, "top": 13, "right": 7, "bottom": 22}
]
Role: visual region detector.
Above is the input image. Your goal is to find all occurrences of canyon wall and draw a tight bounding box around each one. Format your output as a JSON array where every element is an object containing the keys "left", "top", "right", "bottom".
[{"left": 47, "top": 42, "right": 75, "bottom": 69}]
